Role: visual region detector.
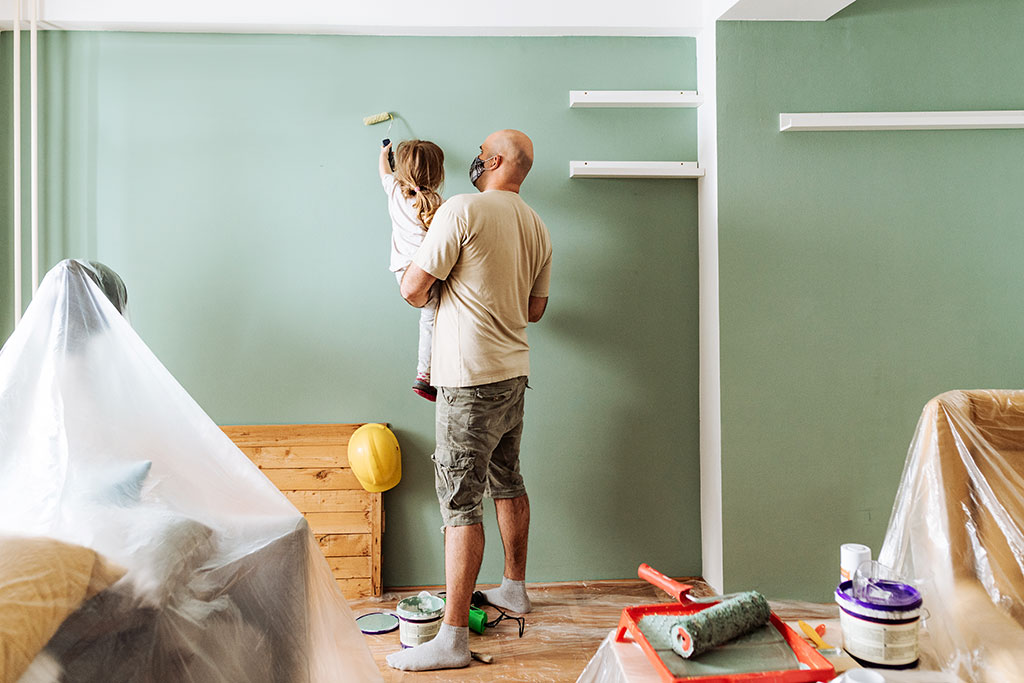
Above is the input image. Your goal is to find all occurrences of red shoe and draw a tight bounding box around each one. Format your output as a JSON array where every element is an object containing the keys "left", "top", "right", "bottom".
[{"left": 412, "top": 379, "right": 437, "bottom": 402}]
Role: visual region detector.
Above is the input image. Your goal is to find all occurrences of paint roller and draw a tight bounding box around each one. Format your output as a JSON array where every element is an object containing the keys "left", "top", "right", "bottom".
[
  {"left": 363, "top": 111, "right": 395, "bottom": 170},
  {"left": 639, "top": 563, "right": 772, "bottom": 659}
]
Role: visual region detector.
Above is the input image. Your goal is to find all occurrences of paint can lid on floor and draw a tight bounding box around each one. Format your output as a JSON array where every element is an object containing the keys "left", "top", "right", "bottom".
[{"left": 356, "top": 612, "right": 400, "bottom": 634}]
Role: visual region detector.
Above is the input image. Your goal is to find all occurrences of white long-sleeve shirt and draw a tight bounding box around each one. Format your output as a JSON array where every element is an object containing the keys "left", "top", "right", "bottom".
[{"left": 381, "top": 174, "right": 427, "bottom": 273}]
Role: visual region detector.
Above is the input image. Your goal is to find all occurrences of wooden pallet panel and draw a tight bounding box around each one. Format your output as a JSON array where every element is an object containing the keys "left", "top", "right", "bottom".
[
  {"left": 287, "top": 490, "right": 376, "bottom": 513},
  {"left": 317, "top": 533, "right": 371, "bottom": 557},
  {"left": 224, "top": 423, "right": 362, "bottom": 447},
  {"left": 221, "top": 423, "right": 383, "bottom": 599},
  {"left": 261, "top": 467, "right": 363, "bottom": 491},
  {"left": 240, "top": 445, "right": 349, "bottom": 469},
  {"left": 306, "top": 511, "right": 373, "bottom": 535},
  {"left": 328, "top": 556, "right": 373, "bottom": 578},
  {"left": 336, "top": 578, "right": 372, "bottom": 596}
]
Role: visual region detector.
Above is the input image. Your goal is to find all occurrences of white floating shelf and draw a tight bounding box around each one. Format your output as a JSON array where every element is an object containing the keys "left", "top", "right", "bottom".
[
  {"left": 570, "top": 90, "right": 703, "bottom": 108},
  {"left": 780, "top": 110, "right": 1024, "bottom": 132},
  {"left": 569, "top": 161, "right": 704, "bottom": 179}
]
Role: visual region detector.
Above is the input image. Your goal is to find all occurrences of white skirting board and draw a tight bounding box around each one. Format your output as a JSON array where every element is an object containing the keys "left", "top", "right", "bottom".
[
  {"left": 780, "top": 110, "right": 1024, "bottom": 131},
  {"left": 569, "top": 90, "right": 702, "bottom": 108},
  {"left": 569, "top": 161, "right": 704, "bottom": 178}
]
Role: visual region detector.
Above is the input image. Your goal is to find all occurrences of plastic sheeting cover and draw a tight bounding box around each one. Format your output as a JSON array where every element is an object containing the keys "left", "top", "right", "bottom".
[
  {"left": 879, "top": 390, "right": 1024, "bottom": 683},
  {"left": 0, "top": 259, "right": 382, "bottom": 682}
]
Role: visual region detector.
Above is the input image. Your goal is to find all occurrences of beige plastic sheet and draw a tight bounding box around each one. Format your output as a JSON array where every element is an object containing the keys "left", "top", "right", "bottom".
[
  {"left": 0, "top": 260, "right": 381, "bottom": 682},
  {"left": 879, "top": 390, "right": 1024, "bottom": 683}
]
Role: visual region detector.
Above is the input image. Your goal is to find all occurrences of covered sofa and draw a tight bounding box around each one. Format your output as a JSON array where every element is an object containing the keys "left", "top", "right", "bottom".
[
  {"left": 0, "top": 259, "right": 381, "bottom": 682},
  {"left": 880, "top": 390, "right": 1024, "bottom": 682}
]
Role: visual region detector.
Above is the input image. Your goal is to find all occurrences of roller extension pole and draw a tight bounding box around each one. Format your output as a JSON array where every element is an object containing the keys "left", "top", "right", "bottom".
[
  {"left": 30, "top": 0, "right": 38, "bottom": 293},
  {"left": 13, "top": 0, "right": 22, "bottom": 325}
]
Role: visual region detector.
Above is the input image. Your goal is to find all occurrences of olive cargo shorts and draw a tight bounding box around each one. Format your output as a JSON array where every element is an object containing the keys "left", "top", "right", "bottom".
[{"left": 433, "top": 376, "right": 529, "bottom": 527}]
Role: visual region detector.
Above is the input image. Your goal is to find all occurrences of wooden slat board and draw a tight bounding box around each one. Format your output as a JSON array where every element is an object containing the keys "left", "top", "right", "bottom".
[{"left": 221, "top": 423, "right": 383, "bottom": 599}]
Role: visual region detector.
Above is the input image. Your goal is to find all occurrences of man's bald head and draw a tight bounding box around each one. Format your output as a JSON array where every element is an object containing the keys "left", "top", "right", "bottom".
[
  {"left": 491, "top": 129, "right": 533, "bottom": 179},
  {"left": 479, "top": 129, "right": 534, "bottom": 191}
]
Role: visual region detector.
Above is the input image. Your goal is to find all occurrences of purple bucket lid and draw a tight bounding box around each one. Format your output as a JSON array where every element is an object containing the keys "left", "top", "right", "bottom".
[{"left": 836, "top": 579, "right": 922, "bottom": 611}]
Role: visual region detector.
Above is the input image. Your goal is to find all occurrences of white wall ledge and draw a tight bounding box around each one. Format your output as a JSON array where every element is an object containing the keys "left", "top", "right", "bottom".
[
  {"left": 569, "top": 161, "right": 703, "bottom": 178},
  {"left": 569, "top": 90, "right": 703, "bottom": 108},
  {"left": 719, "top": 0, "right": 858, "bottom": 21},
  {"left": 780, "top": 110, "right": 1024, "bottom": 132}
]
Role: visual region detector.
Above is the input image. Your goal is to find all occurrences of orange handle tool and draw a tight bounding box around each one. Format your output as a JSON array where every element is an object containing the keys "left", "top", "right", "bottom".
[{"left": 638, "top": 563, "right": 693, "bottom": 604}]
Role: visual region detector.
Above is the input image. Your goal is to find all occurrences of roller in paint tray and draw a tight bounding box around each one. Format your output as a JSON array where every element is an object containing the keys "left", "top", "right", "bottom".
[
  {"left": 617, "top": 564, "right": 835, "bottom": 682},
  {"left": 638, "top": 564, "right": 771, "bottom": 658},
  {"left": 669, "top": 590, "right": 771, "bottom": 658}
]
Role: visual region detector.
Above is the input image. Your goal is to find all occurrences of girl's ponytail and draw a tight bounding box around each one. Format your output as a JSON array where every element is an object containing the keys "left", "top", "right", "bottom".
[
  {"left": 413, "top": 188, "right": 443, "bottom": 228},
  {"left": 394, "top": 140, "right": 446, "bottom": 229}
]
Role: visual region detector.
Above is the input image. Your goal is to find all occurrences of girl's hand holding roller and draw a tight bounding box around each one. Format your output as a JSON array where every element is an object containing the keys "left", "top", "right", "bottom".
[{"left": 378, "top": 142, "right": 393, "bottom": 179}]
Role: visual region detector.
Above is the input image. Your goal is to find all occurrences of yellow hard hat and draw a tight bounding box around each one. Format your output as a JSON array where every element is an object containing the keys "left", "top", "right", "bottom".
[{"left": 348, "top": 423, "right": 401, "bottom": 493}]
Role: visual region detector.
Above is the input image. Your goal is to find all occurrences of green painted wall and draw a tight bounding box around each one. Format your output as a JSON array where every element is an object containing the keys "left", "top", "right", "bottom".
[
  {"left": 1, "top": 33, "right": 701, "bottom": 587},
  {"left": 718, "top": 0, "right": 1024, "bottom": 600},
  {"left": 1, "top": 34, "right": 14, "bottom": 338}
]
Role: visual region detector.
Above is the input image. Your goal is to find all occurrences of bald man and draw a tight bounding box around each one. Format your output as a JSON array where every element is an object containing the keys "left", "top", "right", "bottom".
[{"left": 388, "top": 130, "right": 552, "bottom": 672}]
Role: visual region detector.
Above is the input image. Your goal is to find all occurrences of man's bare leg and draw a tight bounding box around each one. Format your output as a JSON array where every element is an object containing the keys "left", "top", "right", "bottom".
[
  {"left": 386, "top": 524, "right": 482, "bottom": 671},
  {"left": 444, "top": 523, "right": 486, "bottom": 625},
  {"left": 481, "top": 494, "right": 532, "bottom": 612}
]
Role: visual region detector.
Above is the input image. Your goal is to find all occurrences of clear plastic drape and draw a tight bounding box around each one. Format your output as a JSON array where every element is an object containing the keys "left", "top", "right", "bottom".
[
  {"left": 879, "top": 390, "right": 1024, "bottom": 683},
  {"left": 0, "top": 259, "right": 381, "bottom": 682}
]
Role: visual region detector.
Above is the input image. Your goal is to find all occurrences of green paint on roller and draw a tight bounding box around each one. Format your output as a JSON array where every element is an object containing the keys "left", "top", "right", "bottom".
[{"left": 668, "top": 591, "right": 771, "bottom": 658}]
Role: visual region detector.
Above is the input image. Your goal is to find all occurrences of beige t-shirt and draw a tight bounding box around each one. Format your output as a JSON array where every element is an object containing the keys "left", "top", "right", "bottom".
[{"left": 413, "top": 190, "right": 552, "bottom": 387}]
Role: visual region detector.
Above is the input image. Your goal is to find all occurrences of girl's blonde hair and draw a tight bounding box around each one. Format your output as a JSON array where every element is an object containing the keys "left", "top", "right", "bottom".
[{"left": 394, "top": 140, "right": 445, "bottom": 229}]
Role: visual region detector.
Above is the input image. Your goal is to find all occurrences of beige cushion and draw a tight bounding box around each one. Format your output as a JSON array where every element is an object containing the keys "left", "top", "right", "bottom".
[{"left": 0, "top": 536, "right": 125, "bottom": 683}]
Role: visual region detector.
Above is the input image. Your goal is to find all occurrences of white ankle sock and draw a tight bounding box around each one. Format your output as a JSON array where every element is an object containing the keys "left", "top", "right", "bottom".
[
  {"left": 385, "top": 623, "right": 471, "bottom": 672},
  {"left": 481, "top": 576, "right": 532, "bottom": 613}
]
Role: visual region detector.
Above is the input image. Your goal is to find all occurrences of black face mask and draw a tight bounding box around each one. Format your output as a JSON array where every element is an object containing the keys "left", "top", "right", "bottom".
[{"left": 470, "top": 155, "right": 496, "bottom": 187}]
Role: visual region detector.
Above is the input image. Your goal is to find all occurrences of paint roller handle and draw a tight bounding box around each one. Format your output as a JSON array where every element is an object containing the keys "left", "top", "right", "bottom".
[{"left": 638, "top": 563, "right": 693, "bottom": 604}]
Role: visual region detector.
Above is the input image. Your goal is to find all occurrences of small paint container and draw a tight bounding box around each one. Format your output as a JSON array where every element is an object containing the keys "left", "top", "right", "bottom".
[
  {"left": 835, "top": 579, "right": 921, "bottom": 669},
  {"left": 396, "top": 591, "right": 445, "bottom": 648},
  {"left": 840, "top": 543, "right": 872, "bottom": 584}
]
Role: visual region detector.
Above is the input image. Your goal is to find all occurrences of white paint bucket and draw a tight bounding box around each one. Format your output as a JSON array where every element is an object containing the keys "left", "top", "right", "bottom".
[
  {"left": 396, "top": 591, "right": 445, "bottom": 648},
  {"left": 835, "top": 580, "right": 921, "bottom": 668}
]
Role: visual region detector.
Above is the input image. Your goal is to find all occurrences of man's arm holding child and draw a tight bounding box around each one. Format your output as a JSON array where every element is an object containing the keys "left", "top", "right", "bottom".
[
  {"left": 401, "top": 264, "right": 437, "bottom": 308},
  {"left": 403, "top": 202, "right": 460, "bottom": 308}
]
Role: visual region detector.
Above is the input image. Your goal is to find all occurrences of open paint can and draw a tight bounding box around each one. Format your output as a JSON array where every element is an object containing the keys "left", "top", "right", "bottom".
[
  {"left": 396, "top": 591, "right": 445, "bottom": 648},
  {"left": 835, "top": 579, "right": 921, "bottom": 668}
]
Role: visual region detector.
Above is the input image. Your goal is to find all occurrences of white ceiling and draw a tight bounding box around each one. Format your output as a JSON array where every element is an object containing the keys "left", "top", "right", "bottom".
[
  {"left": 2, "top": 0, "right": 702, "bottom": 34},
  {"left": 1, "top": 0, "right": 857, "bottom": 34}
]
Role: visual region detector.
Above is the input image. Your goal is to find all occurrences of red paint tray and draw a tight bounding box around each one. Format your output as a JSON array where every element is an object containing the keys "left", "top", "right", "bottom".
[{"left": 615, "top": 564, "right": 835, "bottom": 683}]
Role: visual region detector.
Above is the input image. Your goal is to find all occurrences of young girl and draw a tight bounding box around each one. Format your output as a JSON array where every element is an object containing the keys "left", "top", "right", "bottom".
[{"left": 378, "top": 139, "right": 445, "bottom": 401}]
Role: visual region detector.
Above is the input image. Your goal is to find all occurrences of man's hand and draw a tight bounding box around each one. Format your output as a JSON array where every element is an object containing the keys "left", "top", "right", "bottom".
[{"left": 401, "top": 263, "right": 437, "bottom": 308}]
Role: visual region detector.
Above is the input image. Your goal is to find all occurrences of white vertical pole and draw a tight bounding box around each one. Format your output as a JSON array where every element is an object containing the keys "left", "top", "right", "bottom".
[
  {"left": 697, "top": 19, "right": 724, "bottom": 593},
  {"left": 30, "top": 0, "right": 39, "bottom": 293},
  {"left": 13, "top": 0, "right": 23, "bottom": 325}
]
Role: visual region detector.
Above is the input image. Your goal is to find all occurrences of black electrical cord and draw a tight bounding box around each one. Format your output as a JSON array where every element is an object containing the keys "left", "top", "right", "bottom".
[
  {"left": 472, "top": 591, "right": 525, "bottom": 638},
  {"left": 434, "top": 590, "right": 527, "bottom": 638}
]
